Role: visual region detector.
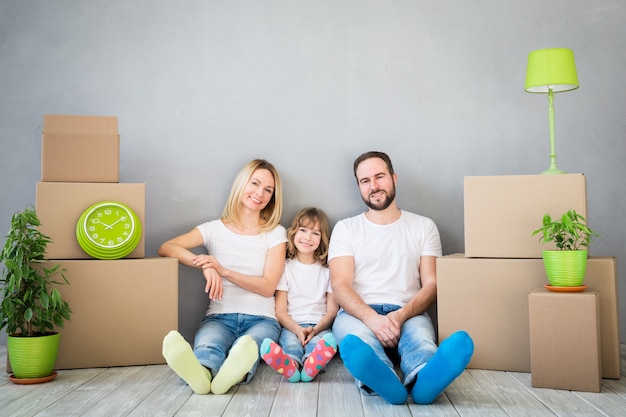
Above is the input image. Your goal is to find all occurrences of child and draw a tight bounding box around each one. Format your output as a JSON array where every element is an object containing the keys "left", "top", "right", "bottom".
[{"left": 260, "top": 207, "right": 339, "bottom": 382}]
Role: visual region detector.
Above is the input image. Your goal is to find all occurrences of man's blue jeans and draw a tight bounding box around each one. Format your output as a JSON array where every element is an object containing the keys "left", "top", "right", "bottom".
[
  {"left": 193, "top": 313, "right": 280, "bottom": 382},
  {"left": 332, "top": 304, "right": 437, "bottom": 390}
]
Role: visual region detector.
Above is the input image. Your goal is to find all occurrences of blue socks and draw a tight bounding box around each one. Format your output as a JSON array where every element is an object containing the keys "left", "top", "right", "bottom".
[
  {"left": 339, "top": 335, "right": 408, "bottom": 405},
  {"left": 339, "top": 331, "right": 474, "bottom": 405},
  {"left": 411, "top": 330, "right": 474, "bottom": 404}
]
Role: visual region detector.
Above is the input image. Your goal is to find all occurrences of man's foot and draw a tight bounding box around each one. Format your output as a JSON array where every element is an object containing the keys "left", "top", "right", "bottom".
[
  {"left": 411, "top": 330, "right": 474, "bottom": 404},
  {"left": 339, "top": 334, "right": 407, "bottom": 404}
]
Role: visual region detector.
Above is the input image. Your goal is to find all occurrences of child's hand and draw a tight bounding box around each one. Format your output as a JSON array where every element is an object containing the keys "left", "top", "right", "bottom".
[{"left": 302, "top": 326, "right": 315, "bottom": 345}]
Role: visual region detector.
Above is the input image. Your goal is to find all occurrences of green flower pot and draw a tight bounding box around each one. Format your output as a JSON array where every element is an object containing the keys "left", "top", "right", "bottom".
[
  {"left": 8, "top": 333, "right": 60, "bottom": 379},
  {"left": 542, "top": 249, "right": 588, "bottom": 287}
]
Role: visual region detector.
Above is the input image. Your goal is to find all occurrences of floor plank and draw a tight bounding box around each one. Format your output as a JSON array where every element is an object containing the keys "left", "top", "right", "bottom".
[{"left": 1, "top": 344, "right": 625, "bottom": 417}]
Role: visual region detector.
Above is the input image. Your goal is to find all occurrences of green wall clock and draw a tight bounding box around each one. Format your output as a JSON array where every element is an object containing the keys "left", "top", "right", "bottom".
[{"left": 76, "top": 201, "right": 142, "bottom": 260}]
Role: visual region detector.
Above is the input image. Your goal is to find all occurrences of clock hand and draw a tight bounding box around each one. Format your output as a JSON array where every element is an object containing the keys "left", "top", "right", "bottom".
[
  {"left": 92, "top": 219, "right": 112, "bottom": 228},
  {"left": 104, "top": 218, "right": 123, "bottom": 230}
]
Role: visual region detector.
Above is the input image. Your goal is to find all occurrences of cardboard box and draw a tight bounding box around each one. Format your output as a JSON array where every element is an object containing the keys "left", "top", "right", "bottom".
[
  {"left": 529, "top": 288, "right": 601, "bottom": 392},
  {"left": 41, "top": 114, "right": 120, "bottom": 182},
  {"left": 36, "top": 182, "right": 145, "bottom": 259},
  {"left": 464, "top": 174, "right": 587, "bottom": 258},
  {"left": 7, "top": 258, "right": 178, "bottom": 371},
  {"left": 437, "top": 254, "right": 620, "bottom": 378}
]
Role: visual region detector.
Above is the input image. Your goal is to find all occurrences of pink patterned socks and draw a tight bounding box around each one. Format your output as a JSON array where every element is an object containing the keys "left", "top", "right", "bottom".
[
  {"left": 300, "top": 333, "right": 337, "bottom": 382},
  {"left": 260, "top": 338, "right": 301, "bottom": 382}
]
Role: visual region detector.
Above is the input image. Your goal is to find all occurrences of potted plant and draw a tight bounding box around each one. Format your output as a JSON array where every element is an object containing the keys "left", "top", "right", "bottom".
[
  {"left": 531, "top": 209, "right": 599, "bottom": 288},
  {"left": 0, "top": 207, "right": 71, "bottom": 383}
]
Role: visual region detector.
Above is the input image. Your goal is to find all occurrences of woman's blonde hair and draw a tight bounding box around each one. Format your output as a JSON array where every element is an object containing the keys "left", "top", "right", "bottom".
[
  {"left": 221, "top": 159, "right": 283, "bottom": 232},
  {"left": 286, "top": 207, "right": 330, "bottom": 266}
]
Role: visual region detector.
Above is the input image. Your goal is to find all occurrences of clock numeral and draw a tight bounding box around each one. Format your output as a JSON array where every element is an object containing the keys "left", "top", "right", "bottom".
[
  {"left": 92, "top": 233, "right": 99, "bottom": 239},
  {"left": 89, "top": 226, "right": 96, "bottom": 232},
  {"left": 107, "top": 240, "right": 114, "bottom": 246}
]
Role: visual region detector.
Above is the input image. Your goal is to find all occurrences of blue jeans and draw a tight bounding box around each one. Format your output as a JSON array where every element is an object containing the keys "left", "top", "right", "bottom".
[
  {"left": 193, "top": 313, "right": 280, "bottom": 382},
  {"left": 278, "top": 323, "right": 333, "bottom": 368},
  {"left": 332, "top": 304, "right": 437, "bottom": 389}
]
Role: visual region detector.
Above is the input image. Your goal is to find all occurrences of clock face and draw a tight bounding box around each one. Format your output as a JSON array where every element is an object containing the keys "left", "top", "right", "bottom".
[{"left": 76, "top": 201, "right": 142, "bottom": 259}]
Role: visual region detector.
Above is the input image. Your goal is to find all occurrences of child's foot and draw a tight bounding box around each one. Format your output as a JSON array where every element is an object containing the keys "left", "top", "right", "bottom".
[
  {"left": 211, "top": 335, "right": 259, "bottom": 394},
  {"left": 162, "top": 330, "right": 212, "bottom": 394},
  {"left": 300, "top": 333, "right": 337, "bottom": 382},
  {"left": 260, "top": 338, "right": 301, "bottom": 382},
  {"left": 411, "top": 330, "right": 474, "bottom": 404},
  {"left": 339, "top": 335, "right": 407, "bottom": 405}
]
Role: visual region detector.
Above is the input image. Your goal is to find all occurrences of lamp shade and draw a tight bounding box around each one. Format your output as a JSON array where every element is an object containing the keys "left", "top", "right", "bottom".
[{"left": 525, "top": 48, "right": 579, "bottom": 93}]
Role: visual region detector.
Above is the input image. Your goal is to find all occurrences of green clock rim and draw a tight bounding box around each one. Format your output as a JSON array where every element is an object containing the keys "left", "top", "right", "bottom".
[{"left": 76, "top": 201, "right": 142, "bottom": 260}]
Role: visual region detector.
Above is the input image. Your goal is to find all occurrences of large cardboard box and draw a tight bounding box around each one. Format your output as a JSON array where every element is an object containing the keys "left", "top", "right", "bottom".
[
  {"left": 464, "top": 174, "right": 587, "bottom": 258},
  {"left": 6, "top": 258, "right": 179, "bottom": 371},
  {"left": 36, "top": 182, "right": 145, "bottom": 259},
  {"left": 41, "top": 114, "right": 120, "bottom": 182},
  {"left": 437, "top": 254, "right": 620, "bottom": 378},
  {"left": 529, "top": 288, "right": 601, "bottom": 392}
]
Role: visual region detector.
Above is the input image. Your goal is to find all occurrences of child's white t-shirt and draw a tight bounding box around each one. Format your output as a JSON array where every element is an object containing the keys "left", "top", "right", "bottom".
[
  {"left": 196, "top": 219, "right": 287, "bottom": 319},
  {"left": 277, "top": 258, "right": 331, "bottom": 324},
  {"left": 328, "top": 210, "right": 441, "bottom": 306}
]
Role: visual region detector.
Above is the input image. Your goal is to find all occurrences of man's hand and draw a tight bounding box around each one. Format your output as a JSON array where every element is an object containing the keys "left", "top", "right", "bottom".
[{"left": 364, "top": 314, "right": 402, "bottom": 348}]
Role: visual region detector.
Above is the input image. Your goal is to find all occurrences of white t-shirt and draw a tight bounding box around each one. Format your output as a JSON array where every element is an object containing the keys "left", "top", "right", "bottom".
[
  {"left": 276, "top": 258, "right": 332, "bottom": 324},
  {"left": 196, "top": 220, "right": 287, "bottom": 319},
  {"left": 328, "top": 210, "right": 441, "bottom": 306}
]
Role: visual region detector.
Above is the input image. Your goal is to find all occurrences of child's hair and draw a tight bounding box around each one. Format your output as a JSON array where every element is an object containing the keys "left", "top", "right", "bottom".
[
  {"left": 221, "top": 159, "right": 283, "bottom": 232},
  {"left": 286, "top": 207, "right": 330, "bottom": 266}
]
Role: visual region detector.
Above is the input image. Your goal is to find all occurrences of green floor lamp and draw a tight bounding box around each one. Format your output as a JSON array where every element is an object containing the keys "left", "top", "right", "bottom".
[{"left": 524, "top": 48, "right": 579, "bottom": 175}]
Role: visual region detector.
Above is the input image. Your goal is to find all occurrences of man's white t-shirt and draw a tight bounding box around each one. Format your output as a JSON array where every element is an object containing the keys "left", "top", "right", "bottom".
[
  {"left": 196, "top": 219, "right": 287, "bottom": 319},
  {"left": 328, "top": 210, "right": 441, "bottom": 306},
  {"left": 276, "top": 258, "right": 332, "bottom": 324}
]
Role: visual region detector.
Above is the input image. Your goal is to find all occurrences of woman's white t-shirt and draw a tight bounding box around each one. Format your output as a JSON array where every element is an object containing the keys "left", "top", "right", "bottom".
[
  {"left": 196, "top": 220, "right": 287, "bottom": 319},
  {"left": 328, "top": 210, "right": 441, "bottom": 306},
  {"left": 276, "top": 258, "right": 331, "bottom": 324}
]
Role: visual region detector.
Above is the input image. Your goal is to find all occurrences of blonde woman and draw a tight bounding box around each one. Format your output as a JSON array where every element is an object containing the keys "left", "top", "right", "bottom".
[{"left": 159, "top": 159, "right": 287, "bottom": 395}]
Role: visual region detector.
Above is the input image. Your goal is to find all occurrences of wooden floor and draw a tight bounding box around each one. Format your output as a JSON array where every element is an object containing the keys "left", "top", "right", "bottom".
[{"left": 1, "top": 344, "right": 625, "bottom": 417}]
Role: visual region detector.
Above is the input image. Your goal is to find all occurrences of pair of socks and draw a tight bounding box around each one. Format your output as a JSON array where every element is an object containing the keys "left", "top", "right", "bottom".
[
  {"left": 161, "top": 330, "right": 259, "bottom": 395},
  {"left": 260, "top": 333, "right": 337, "bottom": 382},
  {"left": 339, "top": 330, "right": 474, "bottom": 405}
]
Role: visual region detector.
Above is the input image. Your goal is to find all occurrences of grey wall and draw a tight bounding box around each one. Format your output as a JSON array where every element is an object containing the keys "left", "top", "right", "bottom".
[{"left": 1, "top": 1, "right": 625, "bottom": 345}]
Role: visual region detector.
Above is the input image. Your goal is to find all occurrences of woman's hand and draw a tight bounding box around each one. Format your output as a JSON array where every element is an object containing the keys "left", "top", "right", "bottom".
[
  {"left": 202, "top": 266, "right": 223, "bottom": 301},
  {"left": 192, "top": 255, "right": 225, "bottom": 276}
]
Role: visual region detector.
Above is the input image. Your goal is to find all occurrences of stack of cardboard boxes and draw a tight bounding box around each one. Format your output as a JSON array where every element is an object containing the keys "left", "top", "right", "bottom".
[
  {"left": 31, "top": 114, "right": 178, "bottom": 369},
  {"left": 437, "top": 174, "right": 621, "bottom": 390}
]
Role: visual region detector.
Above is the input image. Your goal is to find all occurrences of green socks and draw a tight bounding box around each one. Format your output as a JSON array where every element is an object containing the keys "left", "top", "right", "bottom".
[
  {"left": 211, "top": 335, "right": 259, "bottom": 394},
  {"left": 411, "top": 330, "right": 474, "bottom": 404},
  {"left": 162, "top": 330, "right": 212, "bottom": 395}
]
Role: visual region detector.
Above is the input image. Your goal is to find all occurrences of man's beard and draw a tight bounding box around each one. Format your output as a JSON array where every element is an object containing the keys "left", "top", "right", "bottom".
[{"left": 363, "top": 185, "right": 396, "bottom": 211}]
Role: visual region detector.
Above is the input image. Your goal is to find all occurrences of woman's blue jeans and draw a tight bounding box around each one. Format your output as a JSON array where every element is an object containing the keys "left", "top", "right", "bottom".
[
  {"left": 332, "top": 304, "right": 437, "bottom": 390},
  {"left": 193, "top": 313, "right": 280, "bottom": 382},
  {"left": 278, "top": 323, "right": 333, "bottom": 368}
]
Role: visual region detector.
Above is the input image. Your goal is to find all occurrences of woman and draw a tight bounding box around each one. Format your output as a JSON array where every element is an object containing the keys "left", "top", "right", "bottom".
[{"left": 159, "top": 159, "right": 287, "bottom": 395}]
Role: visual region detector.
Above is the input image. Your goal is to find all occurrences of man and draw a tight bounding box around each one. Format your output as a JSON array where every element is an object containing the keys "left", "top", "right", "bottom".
[{"left": 329, "top": 151, "right": 473, "bottom": 405}]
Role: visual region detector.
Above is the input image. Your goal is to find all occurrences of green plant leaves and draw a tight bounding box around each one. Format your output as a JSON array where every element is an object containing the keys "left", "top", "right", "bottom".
[{"left": 531, "top": 209, "right": 599, "bottom": 251}]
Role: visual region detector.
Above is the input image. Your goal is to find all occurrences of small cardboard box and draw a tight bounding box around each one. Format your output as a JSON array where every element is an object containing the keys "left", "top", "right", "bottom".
[
  {"left": 437, "top": 254, "right": 620, "bottom": 378},
  {"left": 41, "top": 114, "right": 120, "bottom": 183},
  {"left": 464, "top": 174, "right": 587, "bottom": 258},
  {"left": 7, "top": 258, "right": 178, "bottom": 371},
  {"left": 529, "top": 288, "right": 601, "bottom": 392},
  {"left": 36, "top": 181, "right": 145, "bottom": 259}
]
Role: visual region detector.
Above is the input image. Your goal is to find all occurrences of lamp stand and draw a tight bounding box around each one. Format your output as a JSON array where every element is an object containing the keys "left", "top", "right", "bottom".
[{"left": 542, "top": 89, "right": 566, "bottom": 174}]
